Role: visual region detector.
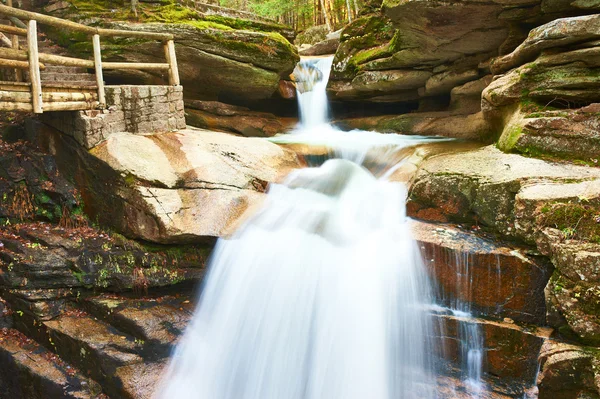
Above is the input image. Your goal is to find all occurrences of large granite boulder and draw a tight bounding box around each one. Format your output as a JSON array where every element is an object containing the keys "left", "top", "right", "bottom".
[
  {"left": 42, "top": 0, "right": 299, "bottom": 103},
  {"left": 333, "top": 75, "right": 495, "bottom": 139},
  {"left": 29, "top": 122, "right": 302, "bottom": 244},
  {"left": 328, "top": 2, "right": 600, "bottom": 140}
]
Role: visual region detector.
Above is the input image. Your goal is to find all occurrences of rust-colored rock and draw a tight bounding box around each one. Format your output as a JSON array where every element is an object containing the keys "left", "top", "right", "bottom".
[
  {"left": 278, "top": 80, "right": 297, "bottom": 99},
  {"left": 185, "top": 101, "right": 296, "bottom": 137},
  {"left": 432, "top": 313, "right": 551, "bottom": 383},
  {"left": 412, "top": 221, "right": 552, "bottom": 324}
]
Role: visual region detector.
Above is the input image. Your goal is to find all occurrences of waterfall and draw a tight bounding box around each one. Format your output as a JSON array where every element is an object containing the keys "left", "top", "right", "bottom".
[
  {"left": 158, "top": 56, "right": 484, "bottom": 398},
  {"left": 294, "top": 56, "right": 334, "bottom": 129},
  {"left": 158, "top": 158, "right": 438, "bottom": 399}
]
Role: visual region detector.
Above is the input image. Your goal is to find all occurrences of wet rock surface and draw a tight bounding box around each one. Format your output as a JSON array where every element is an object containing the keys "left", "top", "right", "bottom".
[
  {"left": 431, "top": 312, "right": 551, "bottom": 383},
  {"left": 413, "top": 221, "right": 552, "bottom": 324},
  {"left": 409, "top": 144, "right": 600, "bottom": 397}
]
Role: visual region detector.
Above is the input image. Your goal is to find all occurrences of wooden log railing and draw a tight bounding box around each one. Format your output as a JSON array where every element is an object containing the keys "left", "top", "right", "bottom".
[{"left": 0, "top": 3, "right": 180, "bottom": 113}]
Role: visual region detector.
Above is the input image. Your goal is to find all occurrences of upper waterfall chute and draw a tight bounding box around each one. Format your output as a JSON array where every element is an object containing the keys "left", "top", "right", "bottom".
[{"left": 293, "top": 56, "right": 334, "bottom": 129}]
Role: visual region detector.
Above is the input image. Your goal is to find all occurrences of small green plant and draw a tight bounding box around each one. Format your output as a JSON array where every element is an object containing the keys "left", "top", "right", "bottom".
[{"left": 561, "top": 227, "right": 577, "bottom": 239}]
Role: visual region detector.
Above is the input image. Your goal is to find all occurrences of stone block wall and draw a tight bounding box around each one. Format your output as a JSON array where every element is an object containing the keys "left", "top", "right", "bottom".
[{"left": 40, "top": 85, "right": 186, "bottom": 149}]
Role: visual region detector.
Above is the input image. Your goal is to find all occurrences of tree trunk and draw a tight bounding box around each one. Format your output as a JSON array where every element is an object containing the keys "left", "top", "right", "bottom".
[
  {"left": 346, "top": 0, "right": 353, "bottom": 22},
  {"left": 318, "top": 0, "right": 332, "bottom": 31},
  {"left": 131, "top": 0, "right": 138, "bottom": 18}
]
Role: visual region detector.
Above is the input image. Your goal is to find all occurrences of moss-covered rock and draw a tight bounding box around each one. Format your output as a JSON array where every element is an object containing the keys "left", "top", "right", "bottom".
[
  {"left": 496, "top": 105, "right": 600, "bottom": 164},
  {"left": 330, "top": 15, "right": 396, "bottom": 80},
  {"left": 483, "top": 16, "right": 600, "bottom": 161},
  {"left": 43, "top": 0, "right": 299, "bottom": 102},
  {"left": 407, "top": 145, "right": 600, "bottom": 242}
]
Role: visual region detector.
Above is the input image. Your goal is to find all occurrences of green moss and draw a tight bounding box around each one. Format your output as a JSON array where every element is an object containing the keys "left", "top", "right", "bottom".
[
  {"left": 202, "top": 14, "right": 290, "bottom": 34},
  {"left": 542, "top": 202, "right": 600, "bottom": 243},
  {"left": 145, "top": 3, "right": 198, "bottom": 23},
  {"left": 141, "top": 242, "right": 211, "bottom": 267},
  {"left": 187, "top": 20, "right": 234, "bottom": 30},
  {"left": 46, "top": 0, "right": 295, "bottom": 60},
  {"left": 351, "top": 44, "right": 392, "bottom": 66},
  {"left": 498, "top": 124, "right": 523, "bottom": 151}
]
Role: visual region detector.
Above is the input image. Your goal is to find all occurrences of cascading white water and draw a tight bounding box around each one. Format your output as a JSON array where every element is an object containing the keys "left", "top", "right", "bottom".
[
  {"left": 294, "top": 56, "right": 334, "bottom": 128},
  {"left": 158, "top": 56, "right": 483, "bottom": 399},
  {"left": 158, "top": 158, "right": 438, "bottom": 399}
]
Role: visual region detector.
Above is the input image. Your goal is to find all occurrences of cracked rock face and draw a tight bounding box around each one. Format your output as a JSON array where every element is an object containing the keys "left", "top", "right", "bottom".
[
  {"left": 31, "top": 122, "right": 302, "bottom": 245},
  {"left": 87, "top": 129, "right": 302, "bottom": 243}
]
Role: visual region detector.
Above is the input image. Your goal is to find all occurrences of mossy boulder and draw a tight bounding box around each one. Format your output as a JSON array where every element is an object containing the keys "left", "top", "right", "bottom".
[
  {"left": 330, "top": 15, "right": 396, "bottom": 81},
  {"left": 407, "top": 145, "right": 600, "bottom": 242},
  {"left": 42, "top": 0, "right": 299, "bottom": 102},
  {"left": 483, "top": 16, "right": 600, "bottom": 161},
  {"left": 328, "top": 0, "right": 509, "bottom": 102},
  {"left": 496, "top": 105, "right": 600, "bottom": 164}
]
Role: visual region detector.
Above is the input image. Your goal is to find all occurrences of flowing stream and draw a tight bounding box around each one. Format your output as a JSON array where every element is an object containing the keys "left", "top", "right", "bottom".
[{"left": 158, "top": 56, "right": 485, "bottom": 398}]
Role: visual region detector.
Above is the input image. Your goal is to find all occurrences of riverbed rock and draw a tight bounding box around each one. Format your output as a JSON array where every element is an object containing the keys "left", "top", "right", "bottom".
[
  {"left": 327, "top": 3, "right": 506, "bottom": 105},
  {"left": 334, "top": 111, "right": 493, "bottom": 140},
  {"left": 185, "top": 100, "right": 296, "bottom": 137},
  {"left": 43, "top": 0, "right": 299, "bottom": 103},
  {"left": 29, "top": 121, "right": 302, "bottom": 244},
  {"left": 408, "top": 145, "right": 600, "bottom": 243},
  {"left": 333, "top": 76, "right": 494, "bottom": 139}
]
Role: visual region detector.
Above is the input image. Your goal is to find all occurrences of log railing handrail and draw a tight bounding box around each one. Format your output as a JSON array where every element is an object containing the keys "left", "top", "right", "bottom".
[
  {"left": 0, "top": 2, "right": 181, "bottom": 113},
  {"left": 0, "top": 4, "right": 173, "bottom": 40}
]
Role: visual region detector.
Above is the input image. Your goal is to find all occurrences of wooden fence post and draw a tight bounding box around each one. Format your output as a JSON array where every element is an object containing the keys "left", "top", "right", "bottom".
[
  {"left": 6, "top": 0, "right": 22, "bottom": 81},
  {"left": 27, "top": 19, "right": 42, "bottom": 113},
  {"left": 92, "top": 34, "right": 106, "bottom": 108},
  {"left": 164, "top": 39, "right": 180, "bottom": 86}
]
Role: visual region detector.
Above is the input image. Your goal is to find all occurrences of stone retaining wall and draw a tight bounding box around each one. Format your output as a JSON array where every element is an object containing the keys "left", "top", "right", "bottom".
[{"left": 40, "top": 85, "right": 186, "bottom": 149}]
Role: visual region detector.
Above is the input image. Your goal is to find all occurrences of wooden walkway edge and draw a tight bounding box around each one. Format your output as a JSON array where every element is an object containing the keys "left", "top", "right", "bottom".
[{"left": 0, "top": 3, "right": 180, "bottom": 113}]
